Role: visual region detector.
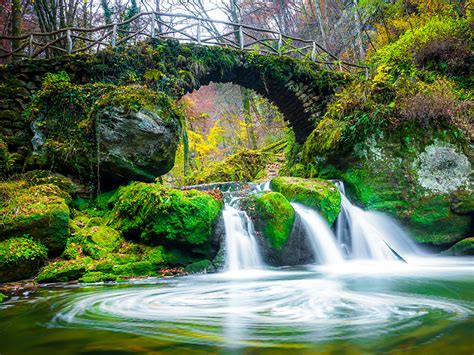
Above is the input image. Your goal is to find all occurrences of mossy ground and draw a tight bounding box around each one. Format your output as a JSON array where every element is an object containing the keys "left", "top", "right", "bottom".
[{"left": 271, "top": 177, "right": 341, "bottom": 225}]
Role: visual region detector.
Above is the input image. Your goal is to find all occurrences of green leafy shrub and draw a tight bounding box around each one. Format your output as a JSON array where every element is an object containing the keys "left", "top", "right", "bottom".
[{"left": 0, "top": 237, "right": 48, "bottom": 282}]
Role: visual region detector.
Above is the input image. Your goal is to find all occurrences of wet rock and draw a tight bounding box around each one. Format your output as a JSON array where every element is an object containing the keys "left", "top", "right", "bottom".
[{"left": 97, "top": 108, "right": 180, "bottom": 188}]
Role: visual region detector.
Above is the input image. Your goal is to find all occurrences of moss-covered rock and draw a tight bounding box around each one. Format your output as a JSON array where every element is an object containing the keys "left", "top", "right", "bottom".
[
  {"left": 337, "top": 130, "right": 472, "bottom": 246},
  {"left": 26, "top": 73, "right": 183, "bottom": 189},
  {"left": 185, "top": 150, "right": 268, "bottom": 185},
  {"left": 0, "top": 237, "right": 48, "bottom": 282},
  {"left": 271, "top": 177, "right": 341, "bottom": 224},
  {"left": 64, "top": 214, "right": 124, "bottom": 260},
  {"left": 242, "top": 191, "right": 295, "bottom": 249},
  {"left": 0, "top": 180, "right": 70, "bottom": 252},
  {"left": 110, "top": 182, "right": 223, "bottom": 261},
  {"left": 37, "top": 257, "right": 93, "bottom": 283},
  {"left": 184, "top": 259, "right": 213, "bottom": 274},
  {"left": 442, "top": 237, "right": 474, "bottom": 256},
  {"left": 0, "top": 293, "right": 6, "bottom": 302},
  {"left": 78, "top": 271, "right": 119, "bottom": 283}
]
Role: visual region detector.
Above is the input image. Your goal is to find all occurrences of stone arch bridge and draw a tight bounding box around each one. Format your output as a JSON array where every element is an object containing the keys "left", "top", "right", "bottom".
[{"left": 0, "top": 39, "right": 349, "bottom": 185}]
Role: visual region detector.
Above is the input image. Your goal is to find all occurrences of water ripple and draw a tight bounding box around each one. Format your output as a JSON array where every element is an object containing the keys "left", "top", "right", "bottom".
[{"left": 49, "top": 273, "right": 473, "bottom": 346}]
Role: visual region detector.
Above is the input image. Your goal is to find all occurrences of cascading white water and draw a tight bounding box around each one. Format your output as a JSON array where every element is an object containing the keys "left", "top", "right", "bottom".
[
  {"left": 223, "top": 204, "right": 264, "bottom": 271},
  {"left": 334, "top": 181, "right": 421, "bottom": 261},
  {"left": 292, "top": 202, "right": 344, "bottom": 264}
]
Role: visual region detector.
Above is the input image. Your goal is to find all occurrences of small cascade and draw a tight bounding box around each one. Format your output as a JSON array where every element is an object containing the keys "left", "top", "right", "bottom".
[
  {"left": 292, "top": 203, "right": 344, "bottom": 264},
  {"left": 334, "top": 181, "right": 421, "bottom": 261},
  {"left": 223, "top": 203, "right": 264, "bottom": 272}
]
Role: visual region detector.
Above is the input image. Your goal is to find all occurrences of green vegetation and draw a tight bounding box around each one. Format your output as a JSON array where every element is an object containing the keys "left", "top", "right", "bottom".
[
  {"left": 185, "top": 150, "right": 268, "bottom": 185},
  {"left": 184, "top": 259, "right": 212, "bottom": 274},
  {"left": 243, "top": 192, "right": 295, "bottom": 249},
  {"left": 24, "top": 72, "right": 183, "bottom": 188},
  {"left": 110, "top": 182, "right": 222, "bottom": 250},
  {"left": 443, "top": 238, "right": 474, "bottom": 256},
  {"left": 0, "top": 177, "right": 71, "bottom": 252},
  {"left": 0, "top": 237, "right": 48, "bottom": 282},
  {"left": 271, "top": 177, "right": 341, "bottom": 224}
]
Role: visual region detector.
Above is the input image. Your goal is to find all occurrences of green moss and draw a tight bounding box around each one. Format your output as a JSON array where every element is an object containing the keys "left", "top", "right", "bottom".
[
  {"left": 443, "top": 238, "right": 474, "bottom": 256},
  {"left": 244, "top": 192, "right": 295, "bottom": 249},
  {"left": 111, "top": 182, "right": 222, "bottom": 252},
  {"left": 185, "top": 150, "right": 267, "bottom": 185},
  {"left": 78, "top": 271, "right": 119, "bottom": 283},
  {"left": 184, "top": 259, "right": 212, "bottom": 274},
  {"left": 340, "top": 130, "right": 471, "bottom": 246},
  {"left": 0, "top": 237, "right": 48, "bottom": 282},
  {"left": 0, "top": 180, "right": 70, "bottom": 252},
  {"left": 37, "top": 257, "right": 93, "bottom": 283},
  {"left": 64, "top": 216, "right": 124, "bottom": 260},
  {"left": 25, "top": 72, "right": 183, "bottom": 186},
  {"left": 271, "top": 177, "right": 341, "bottom": 224},
  {"left": 0, "top": 293, "right": 6, "bottom": 302}
]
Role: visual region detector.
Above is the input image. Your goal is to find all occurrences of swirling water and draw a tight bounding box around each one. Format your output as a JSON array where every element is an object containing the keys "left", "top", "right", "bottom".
[{"left": 1, "top": 259, "right": 473, "bottom": 354}]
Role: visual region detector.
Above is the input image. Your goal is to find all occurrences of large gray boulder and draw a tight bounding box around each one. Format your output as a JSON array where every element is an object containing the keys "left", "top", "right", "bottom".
[{"left": 97, "top": 108, "right": 180, "bottom": 187}]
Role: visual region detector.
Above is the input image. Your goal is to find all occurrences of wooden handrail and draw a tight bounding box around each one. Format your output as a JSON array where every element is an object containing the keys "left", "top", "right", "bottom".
[{"left": 0, "top": 11, "right": 367, "bottom": 70}]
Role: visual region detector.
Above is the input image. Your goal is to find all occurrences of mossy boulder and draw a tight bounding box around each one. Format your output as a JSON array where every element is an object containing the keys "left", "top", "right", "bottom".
[
  {"left": 26, "top": 73, "right": 183, "bottom": 189},
  {"left": 242, "top": 191, "right": 295, "bottom": 249},
  {"left": 271, "top": 177, "right": 341, "bottom": 224},
  {"left": 442, "top": 237, "right": 474, "bottom": 256},
  {"left": 0, "top": 237, "right": 48, "bottom": 282},
  {"left": 110, "top": 182, "right": 223, "bottom": 262},
  {"left": 240, "top": 191, "right": 314, "bottom": 266},
  {"left": 336, "top": 131, "right": 472, "bottom": 246},
  {"left": 64, "top": 214, "right": 124, "bottom": 260},
  {"left": 0, "top": 180, "right": 70, "bottom": 252}
]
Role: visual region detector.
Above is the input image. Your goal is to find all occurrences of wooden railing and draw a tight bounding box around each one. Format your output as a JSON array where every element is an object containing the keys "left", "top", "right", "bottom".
[{"left": 0, "top": 12, "right": 367, "bottom": 73}]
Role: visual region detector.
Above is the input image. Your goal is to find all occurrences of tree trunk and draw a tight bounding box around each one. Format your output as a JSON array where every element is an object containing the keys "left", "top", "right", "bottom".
[{"left": 11, "top": 0, "right": 22, "bottom": 51}]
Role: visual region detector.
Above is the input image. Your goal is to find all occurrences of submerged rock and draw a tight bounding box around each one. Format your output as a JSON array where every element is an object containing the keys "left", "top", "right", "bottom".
[{"left": 97, "top": 108, "right": 180, "bottom": 187}]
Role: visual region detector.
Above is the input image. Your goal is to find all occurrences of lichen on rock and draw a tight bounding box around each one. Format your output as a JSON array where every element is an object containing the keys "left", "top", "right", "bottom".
[{"left": 412, "top": 142, "right": 471, "bottom": 194}]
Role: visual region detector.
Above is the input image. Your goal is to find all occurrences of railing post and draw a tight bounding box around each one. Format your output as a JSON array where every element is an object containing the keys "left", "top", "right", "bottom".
[
  {"left": 197, "top": 19, "right": 201, "bottom": 45},
  {"left": 239, "top": 26, "right": 244, "bottom": 50},
  {"left": 28, "top": 34, "right": 34, "bottom": 58},
  {"left": 278, "top": 32, "right": 282, "bottom": 55},
  {"left": 112, "top": 24, "right": 117, "bottom": 47},
  {"left": 150, "top": 15, "right": 155, "bottom": 38},
  {"left": 311, "top": 42, "right": 316, "bottom": 61},
  {"left": 66, "top": 29, "right": 72, "bottom": 54}
]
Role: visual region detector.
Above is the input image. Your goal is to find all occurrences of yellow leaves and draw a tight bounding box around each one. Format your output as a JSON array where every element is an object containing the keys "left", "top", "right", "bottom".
[{"left": 372, "top": 63, "right": 393, "bottom": 87}]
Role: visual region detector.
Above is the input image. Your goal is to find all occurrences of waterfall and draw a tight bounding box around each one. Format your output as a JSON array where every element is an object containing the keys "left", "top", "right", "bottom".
[
  {"left": 334, "top": 181, "right": 421, "bottom": 261},
  {"left": 223, "top": 204, "right": 264, "bottom": 271},
  {"left": 292, "top": 203, "right": 344, "bottom": 264}
]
